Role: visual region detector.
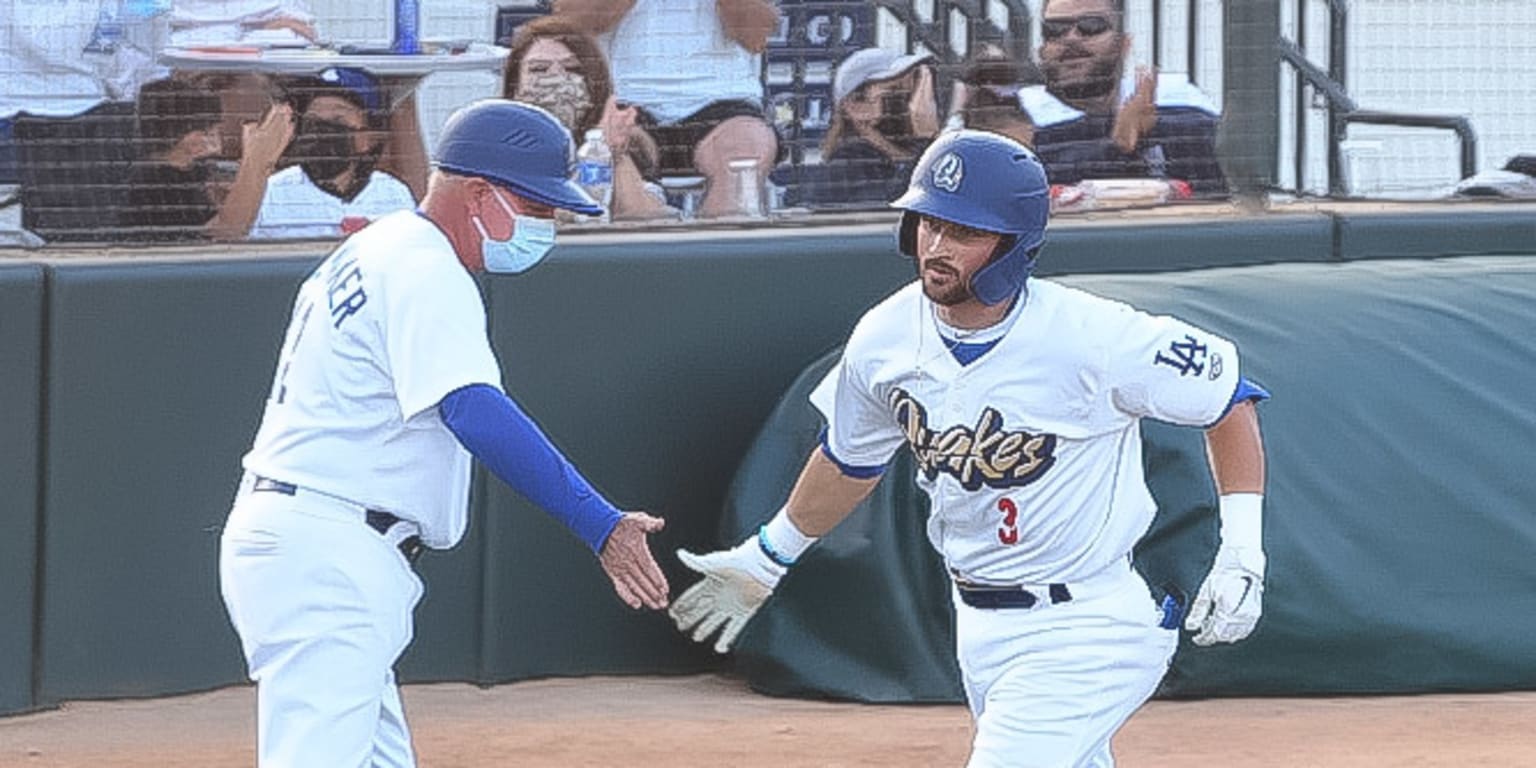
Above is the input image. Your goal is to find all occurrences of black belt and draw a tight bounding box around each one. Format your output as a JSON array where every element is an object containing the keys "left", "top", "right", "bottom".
[
  {"left": 251, "top": 476, "right": 424, "bottom": 565},
  {"left": 954, "top": 579, "right": 1073, "bottom": 610}
]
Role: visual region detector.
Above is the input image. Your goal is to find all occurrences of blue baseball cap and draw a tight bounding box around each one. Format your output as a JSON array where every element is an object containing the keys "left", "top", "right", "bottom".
[{"left": 317, "top": 67, "right": 384, "bottom": 114}]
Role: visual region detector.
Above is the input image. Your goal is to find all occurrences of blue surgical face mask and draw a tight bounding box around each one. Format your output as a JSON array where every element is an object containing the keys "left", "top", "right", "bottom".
[{"left": 472, "top": 189, "right": 557, "bottom": 274}]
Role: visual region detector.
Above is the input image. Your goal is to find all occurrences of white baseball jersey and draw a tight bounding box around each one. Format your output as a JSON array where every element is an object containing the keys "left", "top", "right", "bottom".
[
  {"left": 242, "top": 209, "right": 503, "bottom": 548},
  {"left": 812, "top": 279, "right": 1240, "bottom": 585},
  {"left": 248, "top": 166, "right": 416, "bottom": 241}
]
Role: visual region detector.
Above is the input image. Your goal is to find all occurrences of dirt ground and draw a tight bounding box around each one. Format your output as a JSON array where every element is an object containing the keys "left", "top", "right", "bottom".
[{"left": 2, "top": 674, "right": 1533, "bottom": 767}]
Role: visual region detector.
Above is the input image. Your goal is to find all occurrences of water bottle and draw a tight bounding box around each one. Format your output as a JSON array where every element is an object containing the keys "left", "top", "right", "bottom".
[
  {"left": 575, "top": 129, "right": 613, "bottom": 224},
  {"left": 122, "top": 0, "right": 172, "bottom": 17},
  {"left": 392, "top": 0, "right": 421, "bottom": 54}
]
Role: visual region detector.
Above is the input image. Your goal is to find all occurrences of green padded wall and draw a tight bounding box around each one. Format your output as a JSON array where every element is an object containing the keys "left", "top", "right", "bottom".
[
  {"left": 5, "top": 207, "right": 1531, "bottom": 707},
  {"left": 35, "top": 256, "right": 491, "bottom": 696},
  {"left": 1038, "top": 212, "right": 1333, "bottom": 275},
  {"left": 0, "top": 264, "right": 44, "bottom": 714},
  {"left": 37, "top": 259, "right": 315, "bottom": 699},
  {"left": 728, "top": 256, "right": 1536, "bottom": 700},
  {"left": 1334, "top": 206, "right": 1536, "bottom": 261},
  {"left": 1072, "top": 257, "right": 1536, "bottom": 696},
  {"left": 474, "top": 229, "right": 916, "bottom": 680}
]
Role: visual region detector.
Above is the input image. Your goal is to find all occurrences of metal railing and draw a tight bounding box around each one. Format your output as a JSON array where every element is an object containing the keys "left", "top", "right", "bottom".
[
  {"left": 1283, "top": 0, "right": 1477, "bottom": 195},
  {"left": 1149, "top": 0, "right": 1203, "bottom": 88}
]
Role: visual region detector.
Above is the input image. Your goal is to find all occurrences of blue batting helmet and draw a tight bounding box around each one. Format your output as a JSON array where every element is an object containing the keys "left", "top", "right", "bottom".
[
  {"left": 891, "top": 130, "right": 1050, "bottom": 305},
  {"left": 432, "top": 99, "right": 603, "bottom": 216}
]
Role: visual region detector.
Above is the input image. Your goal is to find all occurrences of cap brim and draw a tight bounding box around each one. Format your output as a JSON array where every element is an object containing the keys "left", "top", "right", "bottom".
[
  {"left": 885, "top": 53, "right": 935, "bottom": 78},
  {"left": 889, "top": 184, "right": 930, "bottom": 213},
  {"left": 835, "top": 51, "right": 936, "bottom": 104},
  {"left": 546, "top": 178, "right": 605, "bottom": 217},
  {"left": 494, "top": 175, "right": 604, "bottom": 217}
]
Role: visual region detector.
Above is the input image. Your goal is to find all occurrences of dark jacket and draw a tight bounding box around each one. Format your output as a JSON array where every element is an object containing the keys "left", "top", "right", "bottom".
[
  {"left": 779, "top": 135, "right": 933, "bottom": 209},
  {"left": 1023, "top": 77, "right": 1228, "bottom": 197}
]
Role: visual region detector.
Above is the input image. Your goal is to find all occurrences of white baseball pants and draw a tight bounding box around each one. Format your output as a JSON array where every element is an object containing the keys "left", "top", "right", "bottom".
[
  {"left": 955, "top": 561, "right": 1178, "bottom": 768},
  {"left": 220, "top": 477, "right": 424, "bottom": 768}
]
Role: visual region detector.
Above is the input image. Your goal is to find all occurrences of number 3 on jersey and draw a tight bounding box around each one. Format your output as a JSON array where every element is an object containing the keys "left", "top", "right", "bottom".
[{"left": 997, "top": 498, "right": 1020, "bottom": 545}]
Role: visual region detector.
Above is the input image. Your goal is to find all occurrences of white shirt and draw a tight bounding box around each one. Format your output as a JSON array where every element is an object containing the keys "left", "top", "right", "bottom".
[
  {"left": 248, "top": 166, "right": 416, "bottom": 241},
  {"left": 601, "top": 0, "right": 763, "bottom": 124},
  {"left": 811, "top": 280, "right": 1240, "bottom": 585},
  {"left": 168, "top": 0, "right": 313, "bottom": 46},
  {"left": 1019, "top": 72, "right": 1219, "bottom": 129},
  {"left": 1, "top": 1, "right": 115, "bottom": 119},
  {"left": 243, "top": 210, "right": 504, "bottom": 548}
]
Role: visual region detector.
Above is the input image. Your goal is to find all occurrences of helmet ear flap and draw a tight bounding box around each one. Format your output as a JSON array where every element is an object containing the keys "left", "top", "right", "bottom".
[
  {"left": 898, "top": 211, "right": 921, "bottom": 258},
  {"left": 970, "top": 242, "right": 1043, "bottom": 306}
]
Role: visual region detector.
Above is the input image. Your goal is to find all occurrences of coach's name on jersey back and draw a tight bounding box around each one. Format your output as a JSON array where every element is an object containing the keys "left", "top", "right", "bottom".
[{"left": 321, "top": 251, "right": 369, "bottom": 329}]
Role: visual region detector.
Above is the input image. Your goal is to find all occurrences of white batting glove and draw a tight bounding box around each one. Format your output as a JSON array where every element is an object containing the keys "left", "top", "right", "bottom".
[
  {"left": 669, "top": 537, "right": 785, "bottom": 654},
  {"left": 1185, "top": 544, "right": 1265, "bottom": 646}
]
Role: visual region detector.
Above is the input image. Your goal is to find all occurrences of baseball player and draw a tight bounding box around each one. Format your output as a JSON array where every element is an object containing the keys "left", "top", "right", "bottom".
[
  {"left": 219, "top": 100, "right": 670, "bottom": 768},
  {"left": 670, "top": 130, "right": 1268, "bottom": 767}
]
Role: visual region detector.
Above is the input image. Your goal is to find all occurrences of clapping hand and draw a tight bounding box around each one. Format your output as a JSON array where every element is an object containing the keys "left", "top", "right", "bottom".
[{"left": 1112, "top": 66, "right": 1158, "bottom": 154}]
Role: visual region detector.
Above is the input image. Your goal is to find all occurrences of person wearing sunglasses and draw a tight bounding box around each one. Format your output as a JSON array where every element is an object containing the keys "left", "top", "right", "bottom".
[{"left": 1026, "top": 0, "right": 1228, "bottom": 198}]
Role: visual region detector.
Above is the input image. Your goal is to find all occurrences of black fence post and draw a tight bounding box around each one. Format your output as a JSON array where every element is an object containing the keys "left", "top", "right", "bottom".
[{"left": 1218, "top": 0, "right": 1281, "bottom": 206}]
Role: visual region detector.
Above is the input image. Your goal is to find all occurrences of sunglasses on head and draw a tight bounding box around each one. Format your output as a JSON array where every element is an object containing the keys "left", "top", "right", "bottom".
[{"left": 1041, "top": 15, "right": 1115, "bottom": 40}]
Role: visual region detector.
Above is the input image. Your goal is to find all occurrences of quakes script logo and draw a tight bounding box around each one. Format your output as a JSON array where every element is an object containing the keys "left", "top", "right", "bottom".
[{"left": 889, "top": 388, "right": 1057, "bottom": 490}]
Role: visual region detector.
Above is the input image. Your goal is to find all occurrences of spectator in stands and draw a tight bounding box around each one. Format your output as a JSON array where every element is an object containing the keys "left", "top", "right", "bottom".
[
  {"left": 783, "top": 47, "right": 938, "bottom": 209},
  {"left": 121, "top": 77, "right": 293, "bottom": 241},
  {"left": 2, "top": 1, "right": 164, "bottom": 241},
  {"left": 247, "top": 68, "right": 415, "bottom": 240},
  {"left": 1, "top": 3, "right": 114, "bottom": 184},
  {"left": 554, "top": 0, "right": 780, "bottom": 218},
  {"left": 1029, "top": 0, "right": 1226, "bottom": 196},
  {"left": 958, "top": 53, "right": 1042, "bottom": 149},
  {"left": 501, "top": 16, "right": 672, "bottom": 220}
]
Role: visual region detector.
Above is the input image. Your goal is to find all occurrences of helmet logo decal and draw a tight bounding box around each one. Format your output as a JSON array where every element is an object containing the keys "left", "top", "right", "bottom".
[{"left": 932, "top": 152, "right": 964, "bottom": 192}]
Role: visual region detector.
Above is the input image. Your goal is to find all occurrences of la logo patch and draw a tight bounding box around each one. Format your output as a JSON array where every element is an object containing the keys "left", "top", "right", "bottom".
[{"left": 932, "top": 152, "right": 964, "bottom": 192}]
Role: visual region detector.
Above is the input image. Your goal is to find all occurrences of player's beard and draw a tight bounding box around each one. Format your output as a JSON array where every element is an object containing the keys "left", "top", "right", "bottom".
[
  {"left": 1043, "top": 49, "right": 1122, "bottom": 102},
  {"left": 920, "top": 263, "right": 974, "bottom": 306}
]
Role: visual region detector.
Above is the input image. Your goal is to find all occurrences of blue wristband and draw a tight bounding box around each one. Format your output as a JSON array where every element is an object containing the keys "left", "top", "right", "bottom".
[{"left": 757, "top": 526, "right": 796, "bottom": 568}]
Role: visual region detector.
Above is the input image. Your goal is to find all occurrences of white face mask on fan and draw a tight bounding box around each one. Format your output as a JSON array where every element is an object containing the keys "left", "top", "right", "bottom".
[{"left": 471, "top": 188, "right": 557, "bottom": 274}]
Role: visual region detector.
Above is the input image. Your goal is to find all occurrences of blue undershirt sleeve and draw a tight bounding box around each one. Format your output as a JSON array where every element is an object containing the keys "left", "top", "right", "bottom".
[
  {"left": 438, "top": 383, "right": 622, "bottom": 553},
  {"left": 1210, "top": 376, "right": 1272, "bottom": 425}
]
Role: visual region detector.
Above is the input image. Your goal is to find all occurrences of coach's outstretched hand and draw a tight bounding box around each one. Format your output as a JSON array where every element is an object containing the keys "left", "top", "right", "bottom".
[
  {"left": 669, "top": 538, "right": 786, "bottom": 653},
  {"left": 600, "top": 513, "right": 670, "bottom": 610}
]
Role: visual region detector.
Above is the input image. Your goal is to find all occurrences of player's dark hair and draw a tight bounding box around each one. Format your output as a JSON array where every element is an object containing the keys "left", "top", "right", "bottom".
[
  {"left": 135, "top": 78, "right": 224, "bottom": 158},
  {"left": 960, "top": 55, "right": 1042, "bottom": 138}
]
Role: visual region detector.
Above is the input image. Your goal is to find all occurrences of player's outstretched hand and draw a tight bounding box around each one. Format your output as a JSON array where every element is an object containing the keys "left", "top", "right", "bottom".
[
  {"left": 1184, "top": 545, "right": 1265, "bottom": 646},
  {"left": 668, "top": 539, "right": 785, "bottom": 654},
  {"left": 599, "top": 512, "right": 670, "bottom": 610}
]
